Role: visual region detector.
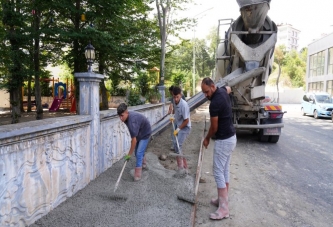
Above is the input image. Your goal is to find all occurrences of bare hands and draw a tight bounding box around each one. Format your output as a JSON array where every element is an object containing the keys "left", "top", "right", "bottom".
[{"left": 203, "top": 138, "right": 210, "bottom": 149}]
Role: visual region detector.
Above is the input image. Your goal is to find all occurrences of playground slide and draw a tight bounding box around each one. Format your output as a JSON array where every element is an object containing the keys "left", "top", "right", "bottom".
[{"left": 49, "top": 98, "right": 63, "bottom": 112}]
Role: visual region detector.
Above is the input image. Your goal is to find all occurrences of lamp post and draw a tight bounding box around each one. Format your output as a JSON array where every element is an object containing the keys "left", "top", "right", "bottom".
[
  {"left": 85, "top": 42, "right": 95, "bottom": 72},
  {"left": 192, "top": 7, "right": 213, "bottom": 96}
]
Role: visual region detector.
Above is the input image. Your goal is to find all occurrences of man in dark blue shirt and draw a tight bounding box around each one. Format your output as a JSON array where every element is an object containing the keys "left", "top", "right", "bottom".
[
  {"left": 117, "top": 103, "right": 151, "bottom": 181},
  {"left": 201, "top": 77, "right": 237, "bottom": 220}
]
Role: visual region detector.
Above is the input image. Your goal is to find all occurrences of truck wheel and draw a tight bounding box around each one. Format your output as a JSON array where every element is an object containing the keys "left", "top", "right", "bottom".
[
  {"left": 258, "top": 129, "right": 269, "bottom": 142},
  {"left": 301, "top": 108, "right": 306, "bottom": 116},
  {"left": 269, "top": 135, "right": 279, "bottom": 143},
  {"left": 314, "top": 110, "right": 319, "bottom": 119}
]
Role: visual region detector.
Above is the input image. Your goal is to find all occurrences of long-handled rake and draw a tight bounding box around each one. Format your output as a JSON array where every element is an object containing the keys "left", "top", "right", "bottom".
[
  {"left": 114, "top": 159, "right": 128, "bottom": 193},
  {"left": 100, "top": 159, "right": 129, "bottom": 201}
]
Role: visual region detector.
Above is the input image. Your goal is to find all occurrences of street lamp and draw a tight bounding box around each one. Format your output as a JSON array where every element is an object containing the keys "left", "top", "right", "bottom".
[
  {"left": 85, "top": 42, "right": 95, "bottom": 72},
  {"left": 192, "top": 7, "right": 213, "bottom": 96}
]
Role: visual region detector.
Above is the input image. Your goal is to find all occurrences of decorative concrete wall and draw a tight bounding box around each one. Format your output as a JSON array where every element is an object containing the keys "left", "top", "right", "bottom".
[
  {"left": 0, "top": 116, "right": 92, "bottom": 226},
  {"left": 99, "top": 104, "right": 165, "bottom": 175},
  {"left": 0, "top": 72, "right": 167, "bottom": 226}
]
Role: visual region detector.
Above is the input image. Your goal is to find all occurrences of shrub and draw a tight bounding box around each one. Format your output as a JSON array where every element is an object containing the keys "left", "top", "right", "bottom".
[
  {"left": 126, "top": 89, "right": 145, "bottom": 106},
  {"left": 110, "top": 87, "right": 127, "bottom": 96}
]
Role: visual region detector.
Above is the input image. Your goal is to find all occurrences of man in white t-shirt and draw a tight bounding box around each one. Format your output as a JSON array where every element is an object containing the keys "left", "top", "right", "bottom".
[{"left": 170, "top": 86, "right": 191, "bottom": 176}]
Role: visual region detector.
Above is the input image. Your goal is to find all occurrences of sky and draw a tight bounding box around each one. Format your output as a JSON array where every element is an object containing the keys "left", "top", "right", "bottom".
[{"left": 179, "top": 0, "right": 333, "bottom": 49}]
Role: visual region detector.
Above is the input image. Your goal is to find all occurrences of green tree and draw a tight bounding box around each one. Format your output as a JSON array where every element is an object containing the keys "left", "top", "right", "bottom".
[
  {"left": 1, "top": 0, "right": 30, "bottom": 123},
  {"left": 194, "top": 39, "right": 215, "bottom": 78},
  {"left": 155, "top": 0, "right": 193, "bottom": 89},
  {"left": 166, "top": 37, "right": 214, "bottom": 92},
  {"left": 90, "top": 0, "right": 159, "bottom": 109},
  {"left": 273, "top": 45, "right": 286, "bottom": 102},
  {"left": 1, "top": 0, "right": 161, "bottom": 119},
  {"left": 271, "top": 45, "right": 307, "bottom": 89},
  {"left": 284, "top": 50, "right": 306, "bottom": 88}
]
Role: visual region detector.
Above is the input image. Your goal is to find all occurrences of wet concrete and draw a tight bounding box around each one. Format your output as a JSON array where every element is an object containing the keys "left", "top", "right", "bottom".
[
  {"left": 30, "top": 152, "right": 196, "bottom": 227},
  {"left": 28, "top": 107, "right": 211, "bottom": 227}
]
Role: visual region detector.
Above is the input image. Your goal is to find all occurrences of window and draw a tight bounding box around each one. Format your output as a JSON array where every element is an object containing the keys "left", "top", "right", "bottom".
[
  {"left": 309, "top": 54, "right": 317, "bottom": 77},
  {"left": 327, "top": 80, "right": 333, "bottom": 96},
  {"left": 310, "top": 51, "right": 325, "bottom": 77},
  {"left": 328, "top": 48, "right": 333, "bottom": 75},
  {"left": 317, "top": 51, "right": 325, "bottom": 76},
  {"left": 308, "top": 82, "right": 324, "bottom": 92}
]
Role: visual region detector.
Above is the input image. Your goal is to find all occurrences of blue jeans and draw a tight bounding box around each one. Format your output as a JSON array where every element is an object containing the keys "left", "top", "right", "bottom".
[
  {"left": 134, "top": 138, "right": 150, "bottom": 167},
  {"left": 173, "top": 126, "right": 191, "bottom": 154}
]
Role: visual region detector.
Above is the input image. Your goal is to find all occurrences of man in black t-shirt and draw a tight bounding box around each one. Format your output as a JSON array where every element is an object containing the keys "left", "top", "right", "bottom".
[{"left": 201, "top": 77, "right": 237, "bottom": 220}]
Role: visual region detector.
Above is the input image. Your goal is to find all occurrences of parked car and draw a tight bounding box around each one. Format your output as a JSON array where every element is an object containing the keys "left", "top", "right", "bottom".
[{"left": 301, "top": 92, "right": 333, "bottom": 119}]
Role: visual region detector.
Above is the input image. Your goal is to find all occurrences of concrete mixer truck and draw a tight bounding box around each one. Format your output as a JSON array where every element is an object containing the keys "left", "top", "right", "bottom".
[
  {"left": 187, "top": 0, "right": 284, "bottom": 142},
  {"left": 215, "top": 0, "right": 284, "bottom": 143}
]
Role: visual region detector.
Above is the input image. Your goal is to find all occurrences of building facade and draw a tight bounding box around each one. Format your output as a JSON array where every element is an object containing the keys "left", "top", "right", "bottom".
[
  {"left": 276, "top": 23, "right": 300, "bottom": 51},
  {"left": 306, "top": 32, "right": 333, "bottom": 96}
]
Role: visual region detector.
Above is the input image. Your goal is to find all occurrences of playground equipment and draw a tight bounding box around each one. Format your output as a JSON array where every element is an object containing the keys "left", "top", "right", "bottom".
[{"left": 49, "top": 79, "right": 76, "bottom": 112}]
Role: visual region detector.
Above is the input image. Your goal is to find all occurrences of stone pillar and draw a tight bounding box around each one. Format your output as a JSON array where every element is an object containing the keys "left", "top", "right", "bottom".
[{"left": 74, "top": 72, "right": 104, "bottom": 180}]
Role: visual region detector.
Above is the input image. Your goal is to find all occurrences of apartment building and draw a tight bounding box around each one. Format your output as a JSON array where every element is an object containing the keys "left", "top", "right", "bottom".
[
  {"left": 306, "top": 32, "right": 333, "bottom": 96},
  {"left": 276, "top": 23, "right": 300, "bottom": 51}
]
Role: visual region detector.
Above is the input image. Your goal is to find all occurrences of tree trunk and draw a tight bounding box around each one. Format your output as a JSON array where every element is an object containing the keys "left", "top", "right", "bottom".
[
  {"left": 98, "top": 60, "right": 109, "bottom": 110},
  {"left": 10, "top": 88, "right": 21, "bottom": 124},
  {"left": 28, "top": 47, "right": 34, "bottom": 112},
  {"left": 27, "top": 74, "right": 32, "bottom": 112},
  {"left": 8, "top": 26, "right": 22, "bottom": 123},
  {"left": 277, "top": 62, "right": 281, "bottom": 103},
  {"left": 156, "top": 0, "right": 170, "bottom": 87},
  {"left": 34, "top": 10, "right": 43, "bottom": 120},
  {"left": 20, "top": 86, "right": 25, "bottom": 112},
  {"left": 73, "top": 0, "right": 81, "bottom": 114},
  {"left": 100, "top": 79, "right": 108, "bottom": 110}
]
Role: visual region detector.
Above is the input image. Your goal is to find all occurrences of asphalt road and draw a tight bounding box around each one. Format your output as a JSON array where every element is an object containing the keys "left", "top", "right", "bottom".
[
  {"left": 196, "top": 104, "right": 333, "bottom": 227},
  {"left": 270, "top": 104, "right": 333, "bottom": 213}
]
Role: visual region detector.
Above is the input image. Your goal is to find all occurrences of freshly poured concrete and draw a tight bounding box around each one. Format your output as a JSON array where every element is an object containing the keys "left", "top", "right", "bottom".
[{"left": 30, "top": 116, "right": 206, "bottom": 227}]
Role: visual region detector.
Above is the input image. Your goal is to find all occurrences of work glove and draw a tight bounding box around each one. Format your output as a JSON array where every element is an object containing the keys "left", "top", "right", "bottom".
[
  {"left": 124, "top": 154, "right": 131, "bottom": 161},
  {"left": 169, "top": 114, "right": 175, "bottom": 122},
  {"left": 173, "top": 128, "right": 180, "bottom": 136}
]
